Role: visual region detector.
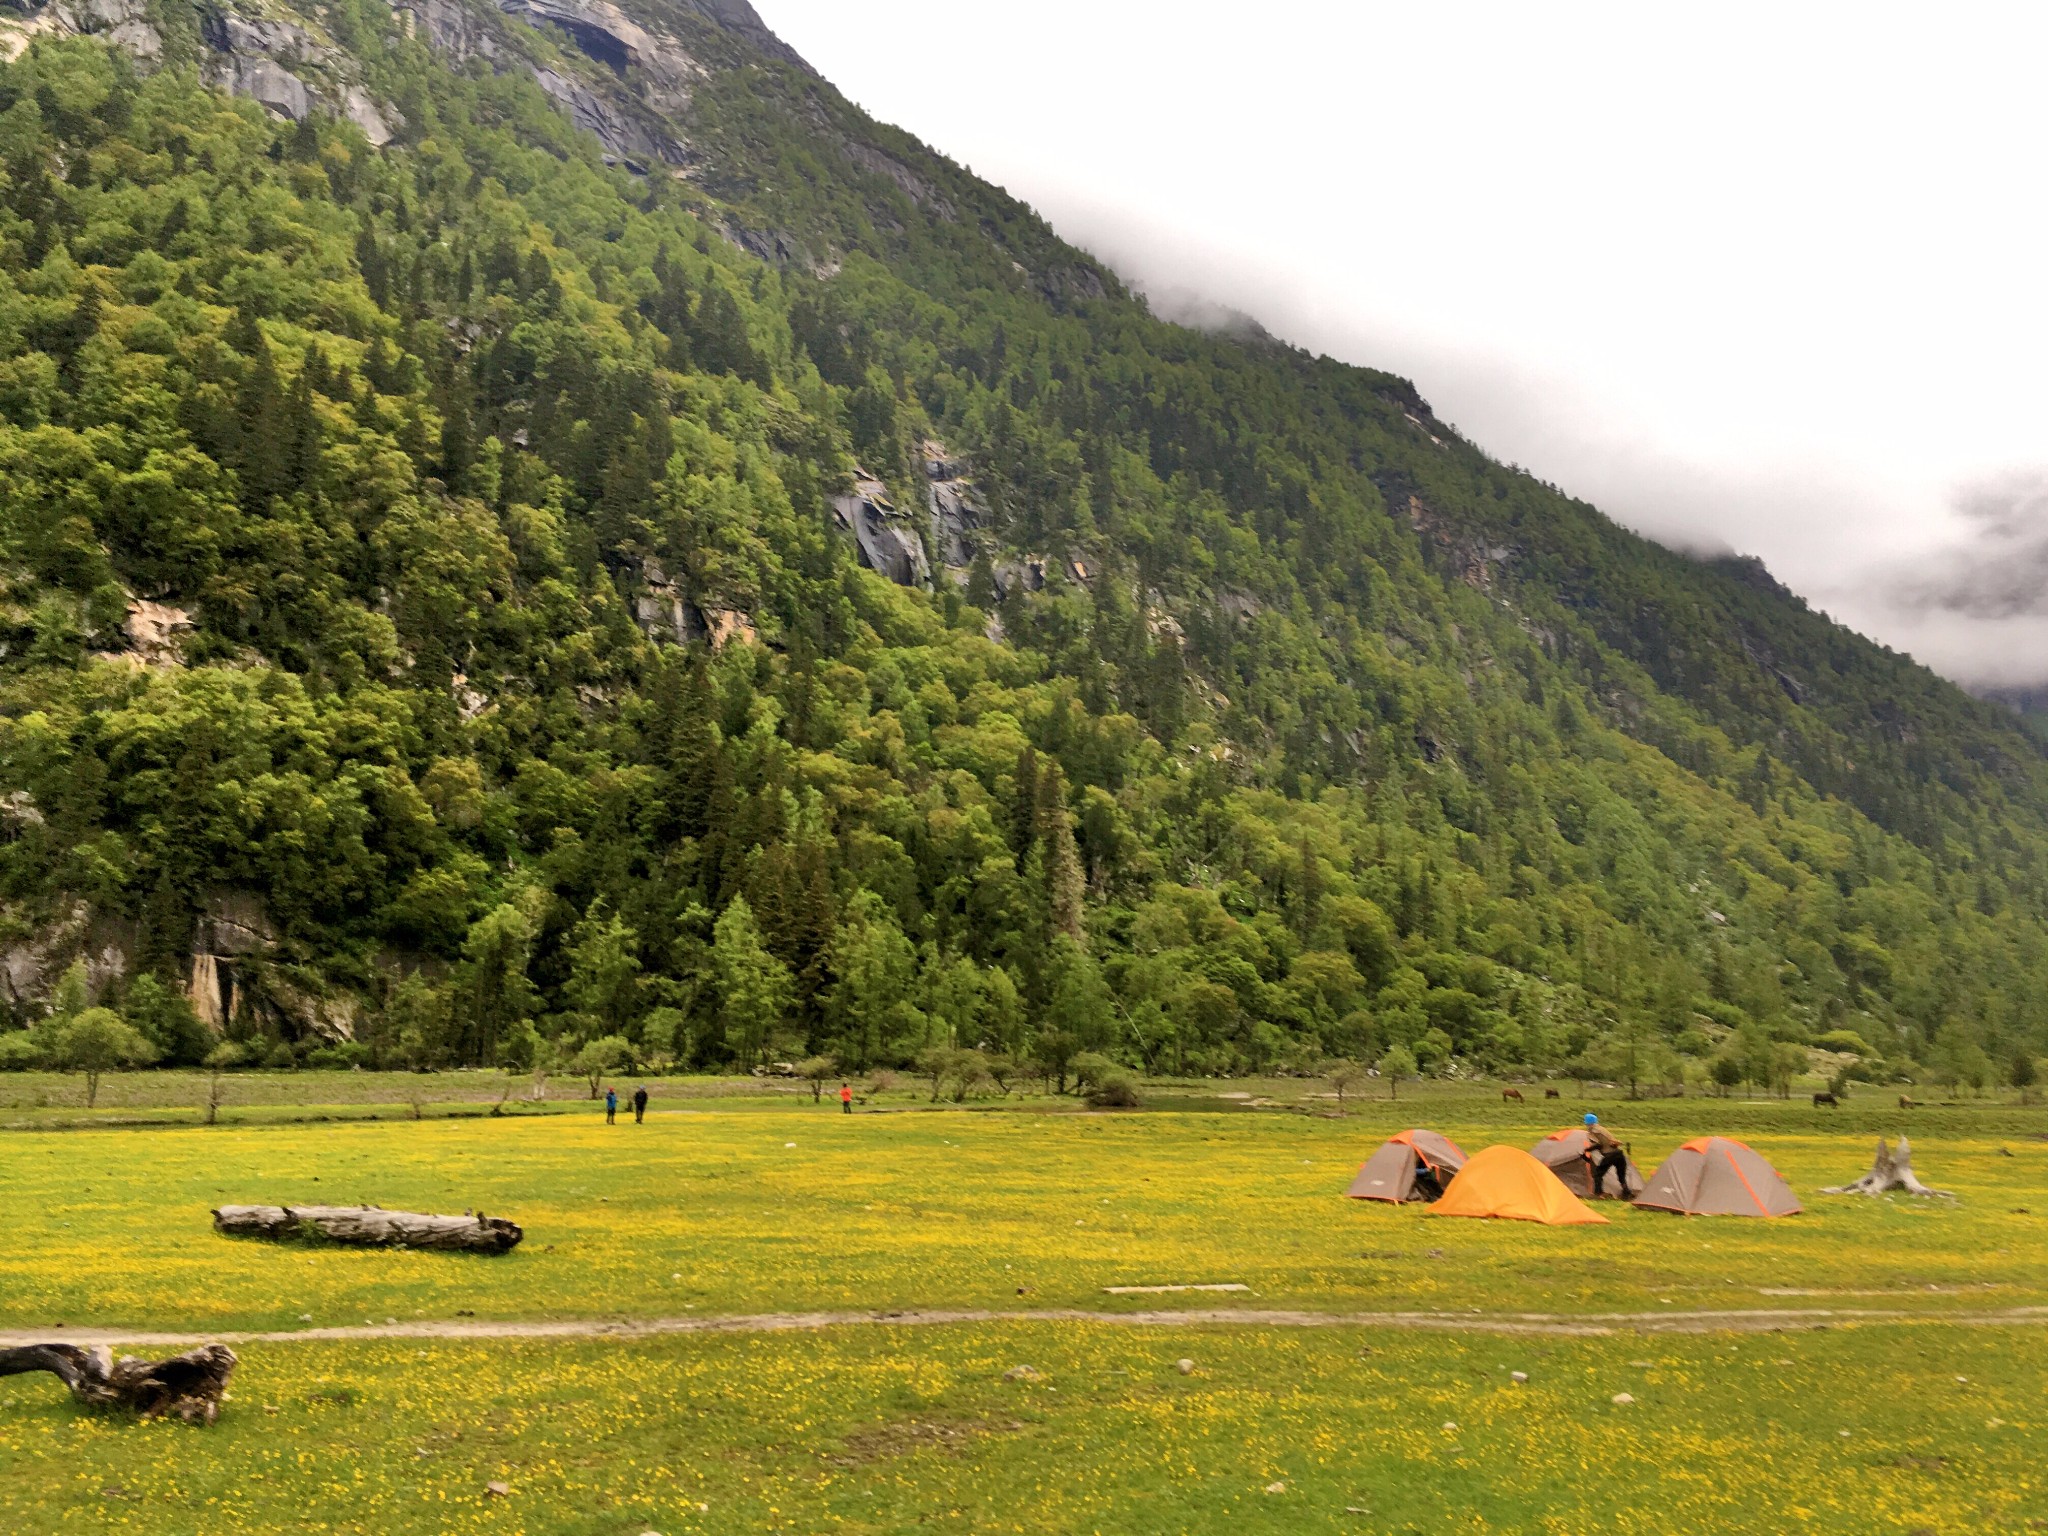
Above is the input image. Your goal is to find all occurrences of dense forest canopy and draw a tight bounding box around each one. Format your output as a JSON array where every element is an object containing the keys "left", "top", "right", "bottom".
[{"left": 0, "top": 0, "right": 2042, "bottom": 1096}]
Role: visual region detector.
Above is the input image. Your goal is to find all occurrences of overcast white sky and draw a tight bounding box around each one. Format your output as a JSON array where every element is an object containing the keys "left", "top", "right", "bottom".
[{"left": 760, "top": 1, "right": 2048, "bottom": 689}]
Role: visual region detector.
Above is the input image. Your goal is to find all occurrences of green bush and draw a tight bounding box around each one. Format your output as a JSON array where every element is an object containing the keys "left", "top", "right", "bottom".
[
  {"left": 0, "top": 1031, "right": 45, "bottom": 1070},
  {"left": 1085, "top": 1072, "right": 1142, "bottom": 1109}
]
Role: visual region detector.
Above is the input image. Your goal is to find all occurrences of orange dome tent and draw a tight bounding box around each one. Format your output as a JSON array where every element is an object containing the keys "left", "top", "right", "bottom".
[
  {"left": 1428, "top": 1145, "right": 1610, "bottom": 1225},
  {"left": 1634, "top": 1136, "right": 1802, "bottom": 1217},
  {"left": 1344, "top": 1129, "right": 1466, "bottom": 1203}
]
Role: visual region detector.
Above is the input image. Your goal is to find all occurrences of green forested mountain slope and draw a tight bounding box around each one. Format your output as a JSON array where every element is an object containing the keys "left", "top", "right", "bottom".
[{"left": 0, "top": 2, "right": 2040, "bottom": 1092}]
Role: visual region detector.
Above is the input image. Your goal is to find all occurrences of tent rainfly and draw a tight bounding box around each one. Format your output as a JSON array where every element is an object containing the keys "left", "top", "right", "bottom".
[
  {"left": 1344, "top": 1129, "right": 1467, "bottom": 1203},
  {"left": 1634, "top": 1136, "right": 1802, "bottom": 1217},
  {"left": 1428, "top": 1145, "right": 1610, "bottom": 1225},
  {"left": 1530, "top": 1127, "right": 1646, "bottom": 1200}
]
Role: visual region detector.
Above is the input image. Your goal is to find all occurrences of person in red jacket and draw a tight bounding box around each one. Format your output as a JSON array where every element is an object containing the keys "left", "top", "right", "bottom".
[{"left": 839, "top": 1082, "right": 854, "bottom": 1114}]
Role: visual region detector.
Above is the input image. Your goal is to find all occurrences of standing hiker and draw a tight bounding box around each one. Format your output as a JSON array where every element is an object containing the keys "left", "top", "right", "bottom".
[
  {"left": 632, "top": 1084, "right": 649, "bottom": 1124},
  {"left": 839, "top": 1082, "right": 854, "bottom": 1115},
  {"left": 604, "top": 1086, "right": 618, "bottom": 1125},
  {"left": 1583, "top": 1113, "right": 1629, "bottom": 1198}
]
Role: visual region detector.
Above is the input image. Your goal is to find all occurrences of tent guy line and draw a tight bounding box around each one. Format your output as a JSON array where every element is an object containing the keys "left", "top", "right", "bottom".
[{"left": 5, "top": 1304, "right": 2047, "bottom": 1350}]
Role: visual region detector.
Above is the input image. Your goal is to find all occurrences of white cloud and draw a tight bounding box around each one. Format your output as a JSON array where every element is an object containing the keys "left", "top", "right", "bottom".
[{"left": 759, "top": 0, "right": 2048, "bottom": 687}]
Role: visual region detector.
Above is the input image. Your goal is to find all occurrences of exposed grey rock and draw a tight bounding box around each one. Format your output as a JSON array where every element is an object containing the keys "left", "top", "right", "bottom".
[
  {"left": 633, "top": 557, "right": 755, "bottom": 647},
  {"left": 635, "top": 555, "right": 700, "bottom": 644},
  {"left": 0, "top": 899, "right": 132, "bottom": 1009},
  {"left": 501, "top": 0, "right": 697, "bottom": 119},
  {"left": 78, "top": 0, "right": 160, "bottom": 59},
  {"left": 531, "top": 65, "right": 680, "bottom": 169},
  {"left": 844, "top": 141, "right": 954, "bottom": 220},
  {"left": 1, "top": 789, "right": 46, "bottom": 831},
  {"left": 214, "top": 55, "right": 312, "bottom": 120},
  {"left": 204, "top": 10, "right": 318, "bottom": 58},
  {"left": 832, "top": 471, "right": 930, "bottom": 589},
  {"left": 393, "top": 0, "right": 506, "bottom": 64},
  {"left": 198, "top": 891, "right": 274, "bottom": 958},
  {"left": 1036, "top": 261, "right": 1109, "bottom": 308},
  {"left": 928, "top": 480, "right": 982, "bottom": 568},
  {"left": 922, "top": 441, "right": 987, "bottom": 569},
  {"left": 502, "top": 0, "right": 664, "bottom": 75},
  {"left": 991, "top": 557, "right": 1049, "bottom": 600},
  {"left": 0, "top": 0, "right": 160, "bottom": 64},
  {"left": 343, "top": 86, "right": 396, "bottom": 146},
  {"left": 716, "top": 219, "right": 803, "bottom": 266},
  {"left": 261, "top": 973, "right": 358, "bottom": 1042}
]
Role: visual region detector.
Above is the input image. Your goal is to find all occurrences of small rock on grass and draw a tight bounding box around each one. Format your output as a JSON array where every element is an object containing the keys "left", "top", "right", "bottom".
[
  {"left": 1264, "top": 1482, "right": 1287, "bottom": 1494},
  {"left": 1003, "top": 1365, "right": 1042, "bottom": 1382},
  {"left": 485, "top": 1481, "right": 512, "bottom": 1497},
  {"left": 1510, "top": 1371, "right": 1529, "bottom": 1384},
  {"left": 1176, "top": 1358, "right": 1196, "bottom": 1375},
  {"left": 1611, "top": 1393, "right": 1635, "bottom": 1406}
]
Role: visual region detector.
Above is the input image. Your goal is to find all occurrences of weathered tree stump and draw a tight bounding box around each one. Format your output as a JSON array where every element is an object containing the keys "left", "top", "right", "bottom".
[
  {"left": 1821, "top": 1136, "right": 1955, "bottom": 1198},
  {"left": 0, "top": 1343, "right": 236, "bottom": 1424},
  {"left": 213, "top": 1204, "right": 523, "bottom": 1253}
]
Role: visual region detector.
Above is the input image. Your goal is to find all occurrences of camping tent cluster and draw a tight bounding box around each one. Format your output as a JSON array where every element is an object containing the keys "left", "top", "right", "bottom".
[{"left": 1345, "top": 1129, "right": 1801, "bottom": 1225}]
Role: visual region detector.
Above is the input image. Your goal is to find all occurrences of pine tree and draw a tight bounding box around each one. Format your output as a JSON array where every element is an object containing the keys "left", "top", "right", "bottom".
[
  {"left": 1009, "top": 745, "right": 1039, "bottom": 869},
  {"left": 1035, "top": 761, "right": 1085, "bottom": 944}
]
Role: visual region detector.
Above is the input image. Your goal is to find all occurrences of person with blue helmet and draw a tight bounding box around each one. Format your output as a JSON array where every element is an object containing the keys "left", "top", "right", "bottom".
[{"left": 1582, "top": 1111, "right": 1630, "bottom": 1197}]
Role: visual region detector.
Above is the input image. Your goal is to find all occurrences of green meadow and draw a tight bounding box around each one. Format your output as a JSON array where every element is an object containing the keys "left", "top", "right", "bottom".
[{"left": 2, "top": 1084, "right": 2044, "bottom": 1533}]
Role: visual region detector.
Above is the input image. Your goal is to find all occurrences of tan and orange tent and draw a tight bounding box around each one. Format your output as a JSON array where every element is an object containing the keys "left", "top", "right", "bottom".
[
  {"left": 1531, "top": 1127, "right": 1645, "bottom": 1199},
  {"left": 1634, "top": 1136, "right": 1802, "bottom": 1217},
  {"left": 1344, "top": 1129, "right": 1467, "bottom": 1203},
  {"left": 1427, "top": 1145, "right": 1610, "bottom": 1225}
]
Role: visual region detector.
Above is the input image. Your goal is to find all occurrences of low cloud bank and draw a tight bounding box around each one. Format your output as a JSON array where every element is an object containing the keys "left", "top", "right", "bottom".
[{"left": 1052, "top": 202, "right": 2044, "bottom": 695}]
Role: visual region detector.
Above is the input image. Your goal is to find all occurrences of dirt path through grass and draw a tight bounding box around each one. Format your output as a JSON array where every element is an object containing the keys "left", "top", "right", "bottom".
[{"left": 8, "top": 1301, "right": 2048, "bottom": 1350}]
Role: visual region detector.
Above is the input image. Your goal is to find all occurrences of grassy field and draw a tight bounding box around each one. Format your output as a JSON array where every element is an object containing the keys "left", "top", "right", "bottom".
[
  {"left": 2, "top": 1324, "right": 2041, "bottom": 1534},
  {"left": 2, "top": 1094, "right": 2043, "bottom": 1330},
  {"left": 2, "top": 1066, "right": 2043, "bottom": 1127},
  {"left": 3, "top": 1085, "right": 2044, "bottom": 1533}
]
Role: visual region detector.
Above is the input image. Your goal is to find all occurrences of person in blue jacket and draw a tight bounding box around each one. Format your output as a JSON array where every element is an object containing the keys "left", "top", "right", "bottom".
[{"left": 605, "top": 1086, "right": 618, "bottom": 1125}]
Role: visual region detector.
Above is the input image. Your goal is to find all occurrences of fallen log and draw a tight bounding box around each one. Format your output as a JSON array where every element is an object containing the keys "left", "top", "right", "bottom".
[
  {"left": 0, "top": 1342, "right": 236, "bottom": 1424},
  {"left": 1820, "top": 1136, "right": 1955, "bottom": 1198},
  {"left": 213, "top": 1204, "right": 523, "bottom": 1253}
]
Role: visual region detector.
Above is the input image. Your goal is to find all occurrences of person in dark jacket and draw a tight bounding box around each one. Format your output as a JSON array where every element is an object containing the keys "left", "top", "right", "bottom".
[
  {"left": 632, "top": 1085, "right": 649, "bottom": 1124},
  {"left": 1583, "top": 1113, "right": 1630, "bottom": 1197}
]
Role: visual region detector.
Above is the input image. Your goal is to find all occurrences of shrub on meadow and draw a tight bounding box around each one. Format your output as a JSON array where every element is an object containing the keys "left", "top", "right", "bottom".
[{"left": 1086, "top": 1072, "right": 1142, "bottom": 1109}]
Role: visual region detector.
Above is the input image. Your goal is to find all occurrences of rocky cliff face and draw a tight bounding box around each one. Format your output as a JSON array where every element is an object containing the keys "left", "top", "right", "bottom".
[
  {"left": 0, "top": 0, "right": 801, "bottom": 168},
  {"left": 2, "top": 0, "right": 399, "bottom": 140}
]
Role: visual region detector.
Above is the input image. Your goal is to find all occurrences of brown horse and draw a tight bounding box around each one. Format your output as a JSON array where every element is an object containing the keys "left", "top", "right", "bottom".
[
  {"left": 1812, "top": 1091, "right": 1839, "bottom": 1108},
  {"left": 1501, "top": 1087, "right": 1524, "bottom": 1103},
  {"left": 1544, "top": 1087, "right": 1561, "bottom": 1099}
]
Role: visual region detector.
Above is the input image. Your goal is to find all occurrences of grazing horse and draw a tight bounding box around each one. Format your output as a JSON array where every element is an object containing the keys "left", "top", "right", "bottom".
[
  {"left": 1544, "top": 1087, "right": 1561, "bottom": 1099},
  {"left": 1812, "top": 1091, "right": 1839, "bottom": 1108},
  {"left": 1898, "top": 1095, "right": 1920, "bottom": 1109},
  {"left": 1501, "top": 1087, "right": 1524, "bottom": 1103}
]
